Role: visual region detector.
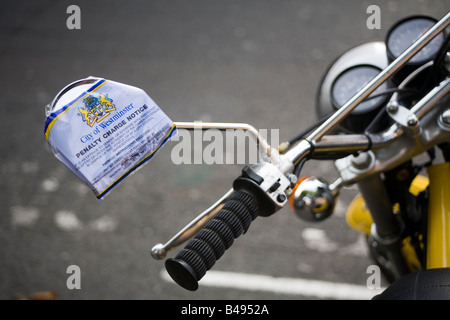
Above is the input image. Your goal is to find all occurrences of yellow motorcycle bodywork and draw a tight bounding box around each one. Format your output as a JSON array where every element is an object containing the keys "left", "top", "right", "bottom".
[
  {"left": 426, "top": 162, "right": 450, "bottom": 269},
  {"left": 346, "top": 163, "right": 450, "bottom": 270}
]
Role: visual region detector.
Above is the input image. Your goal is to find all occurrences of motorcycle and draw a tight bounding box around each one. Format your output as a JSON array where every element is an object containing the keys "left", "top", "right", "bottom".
[
  {"left": 45, "top": 12, "right": 450, "bottom": 299},
  {"left": 150, "top": 12, "right": 450, "bottom": 299}
]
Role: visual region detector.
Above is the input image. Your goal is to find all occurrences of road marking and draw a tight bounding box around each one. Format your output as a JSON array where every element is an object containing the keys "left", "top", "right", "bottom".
[
  {"left": 161, "top": 269, "right": 384, "bottom": 299},
  {"left": 89, "top": 215, "right": 117, "bottom": 232},
  {"left": 302, "top": 228, "right": 338, "bottom": 253},
  {"left": 41, "top": 177, "right": 59, "bottom": 192},
  {"left": 21, "top": 161, "right": 39, "bottom": 174},
  {"left": 54, "top": 210, "right": 83, "bottom": 231},
  {"left": 301, "top": 228, "right": 369, "bottom": 257},
  {"left": 10, "top": 206, "right": 40, "bottom": 227}
]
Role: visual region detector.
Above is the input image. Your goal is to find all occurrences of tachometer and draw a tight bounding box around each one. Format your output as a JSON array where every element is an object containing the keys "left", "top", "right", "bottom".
[
  {"left": 330, "top": 65, "right": 389, "bottom": 132},
  {"left": 386, "top": 15, "right": 445, "bottom": 65},
  {"left": 331, "top": 65, "right": 388, "bottom": 114}
]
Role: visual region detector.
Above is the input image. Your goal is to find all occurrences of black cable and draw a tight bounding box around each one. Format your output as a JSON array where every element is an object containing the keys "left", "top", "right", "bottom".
[
  {"left": 293, "top": 156, "right": 307, "bottom": 177},
  {"left": 429, "top": 33, "right": 450, "bottom": 85},
  {"left": 289, "top": 88, "right": 418, "bottom": 147},
  {"left": 364, "top": 106, "right": 387, "bottom": 134},
  {"left": 287, "top": 113, "right": 331, "bottom": 146},
  {"left": 363, "top": 87, "right": 418, "bottom": 101},
  {"left": 362, "top": 88, "right": 419, "bottom": 134}
]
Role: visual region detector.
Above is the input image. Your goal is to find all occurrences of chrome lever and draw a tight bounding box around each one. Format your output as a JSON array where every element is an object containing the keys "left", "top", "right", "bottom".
[
  {"left": 151, "top": 188, "right": 234, "bottom": 260},
  {"left": 151, "top": 121, "right": 280, "bottom": 259}
]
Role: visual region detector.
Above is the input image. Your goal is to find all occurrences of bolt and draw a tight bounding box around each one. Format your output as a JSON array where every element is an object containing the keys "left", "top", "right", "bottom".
[
  {"left": 351, "top": 152, "right": 372, "bottom": 170},
  {"left": 387, "top": 101, "right": 398, "bottom": 113},
  {"left": 407, "top": 115, "right": 418, "bottom": 127},
  {"left": 287, "top": 173, "right": 298, "bottom": 187},
  {"left": 440, "top": 109, "right": 450, "bottom": 126}
]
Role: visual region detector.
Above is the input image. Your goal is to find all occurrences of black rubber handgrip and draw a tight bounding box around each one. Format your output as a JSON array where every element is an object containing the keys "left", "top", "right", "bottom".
[{"left": 165, "top": 190, "right": 259, "bottom": 291}]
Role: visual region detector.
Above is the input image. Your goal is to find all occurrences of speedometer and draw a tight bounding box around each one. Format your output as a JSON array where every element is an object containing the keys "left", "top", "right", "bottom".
[
  {"left": 386, "top": 15, "right": 445, "bottom": 65},
  {"left": 331, "top": 65, "right": 388, "bottom": 114},
  {"left": 330, "top": 65, "right": 389, "bottom": 132}
]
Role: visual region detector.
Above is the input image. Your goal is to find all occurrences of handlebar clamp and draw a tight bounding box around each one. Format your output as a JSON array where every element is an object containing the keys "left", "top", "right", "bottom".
[{"left": 234, "top": 162, "right": 292, "bottom": 217}]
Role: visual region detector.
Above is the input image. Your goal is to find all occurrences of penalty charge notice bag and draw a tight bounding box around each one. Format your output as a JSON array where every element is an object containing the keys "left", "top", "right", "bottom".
[{"left": 44, "top": 77, "right": 177, "bottom": 199}]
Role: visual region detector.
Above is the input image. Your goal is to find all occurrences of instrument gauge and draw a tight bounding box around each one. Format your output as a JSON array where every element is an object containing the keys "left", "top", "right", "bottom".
[
  {"left": 331, "top": 65, "right": 388, "bottom": 114},
  {"left": 330, "top": 65, "right": 389, "bottom": 132},
  {"left": 386, "top": 16, "right": 445, "bottom": 65}
]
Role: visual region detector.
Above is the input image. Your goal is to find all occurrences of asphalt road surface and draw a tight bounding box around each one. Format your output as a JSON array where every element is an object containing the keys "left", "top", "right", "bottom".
[{"left": 0, "top": 0, "right": 447, "bottom": 300}]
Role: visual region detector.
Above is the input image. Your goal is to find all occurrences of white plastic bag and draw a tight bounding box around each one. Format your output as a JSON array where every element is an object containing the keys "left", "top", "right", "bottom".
[{"left": 44, "top": 77, "right": 177, "bottom": 199}]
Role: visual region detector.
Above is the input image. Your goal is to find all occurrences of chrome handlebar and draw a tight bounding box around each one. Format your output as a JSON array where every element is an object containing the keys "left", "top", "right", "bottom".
[
  {"left": 151, "top": 12, "right": 450, "bottom": 261},
  {"left": 151, "top": 188, "right": 233, "bottom": 260},
  {"left": 284, "top": 11, "right": 450, "bottom": 167}
]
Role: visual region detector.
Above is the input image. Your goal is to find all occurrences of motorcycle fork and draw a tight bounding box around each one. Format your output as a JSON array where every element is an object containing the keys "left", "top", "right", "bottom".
[
  {"left": 357, "top": 174, "right": 409, "bottom": 279},
  {"left": 426, "top": 162, "right": 450, "bottom": 269}
]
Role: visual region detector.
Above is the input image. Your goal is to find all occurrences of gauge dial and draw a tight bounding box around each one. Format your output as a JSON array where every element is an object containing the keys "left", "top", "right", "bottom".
[
  {"left": 331, "top": 65, "right": 388, "bottom": 114},
  {"left": 386, "top": 16, "right": 445, "bottom": 64}
]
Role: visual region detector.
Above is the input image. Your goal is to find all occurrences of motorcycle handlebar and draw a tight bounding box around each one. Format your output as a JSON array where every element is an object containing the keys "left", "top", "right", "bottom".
[
  {"left": 165, "top": 190, "right": 261, "bottom": 291},
  {"left": 160, "top": 12, "right": 450, "bottom": 292}
]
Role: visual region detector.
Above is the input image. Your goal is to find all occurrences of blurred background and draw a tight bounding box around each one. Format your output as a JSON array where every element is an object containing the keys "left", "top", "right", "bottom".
[{"left": 0, "top": 0, "right": 447, "bottom": 300}]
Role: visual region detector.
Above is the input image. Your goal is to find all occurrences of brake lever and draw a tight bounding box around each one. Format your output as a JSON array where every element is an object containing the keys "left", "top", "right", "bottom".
[
  {"left": 151, "top": 188, "right": 234, "bottom": 260},
  {"left": 151, "top": 121, "right": 281, "bottom": 260}
]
